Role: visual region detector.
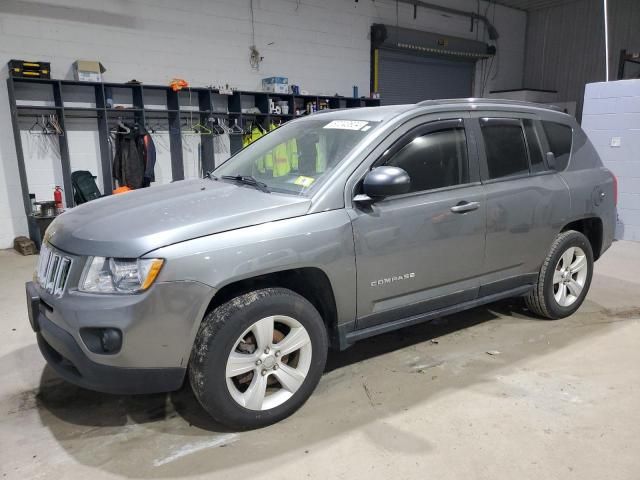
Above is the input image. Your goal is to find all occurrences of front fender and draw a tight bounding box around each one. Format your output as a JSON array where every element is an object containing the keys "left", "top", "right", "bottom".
[{"left": 149, "top": 210, "right": 357, "bottom": 359}]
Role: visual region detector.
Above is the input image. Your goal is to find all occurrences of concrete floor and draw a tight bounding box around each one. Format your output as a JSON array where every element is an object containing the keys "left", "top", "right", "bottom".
[{"left": 1, "top": 242, "right": 639, "bottom": 480}]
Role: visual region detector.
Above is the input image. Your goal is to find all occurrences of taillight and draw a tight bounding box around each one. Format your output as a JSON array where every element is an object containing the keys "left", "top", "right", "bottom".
[{"left": 612, "top": 174, "right": 618, "bottom": 206}]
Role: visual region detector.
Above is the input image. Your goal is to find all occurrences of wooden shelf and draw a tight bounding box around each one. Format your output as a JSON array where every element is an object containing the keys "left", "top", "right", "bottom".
[
  {"left": 63, "top": 107, "right": 103, "bottom": 111},
  {"left": 106, "top": 107, "right": 142, "bottom": 112},
  {"left": 178, "top": 109, "right": 211, "bottom": 115},
  {"left": 16, "top": 104, "right": 61, "bottom": 110},
  {"left": 10, "top": 77, "right": 379, "bottom": 103}
]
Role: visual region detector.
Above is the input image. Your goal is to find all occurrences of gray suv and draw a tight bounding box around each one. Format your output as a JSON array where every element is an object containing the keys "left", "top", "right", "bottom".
[{"left": 26, "top": 99, "right": 616, "bottom": 429}]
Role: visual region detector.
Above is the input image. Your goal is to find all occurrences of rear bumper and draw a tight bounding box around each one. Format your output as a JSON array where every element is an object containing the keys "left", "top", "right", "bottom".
[{"left": 37, "top": 310, "right": 185, "bottom": 394}]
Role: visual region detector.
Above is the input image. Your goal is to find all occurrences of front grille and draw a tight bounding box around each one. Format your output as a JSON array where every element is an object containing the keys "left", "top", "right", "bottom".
[{"left": 36, "top": 243, "right": 72, "bottom": 296}]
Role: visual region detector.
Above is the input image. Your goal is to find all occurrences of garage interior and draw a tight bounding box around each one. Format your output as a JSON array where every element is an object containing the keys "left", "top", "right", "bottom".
[{"left": 1, "top": 0, "right": 639, "bottom": 479}]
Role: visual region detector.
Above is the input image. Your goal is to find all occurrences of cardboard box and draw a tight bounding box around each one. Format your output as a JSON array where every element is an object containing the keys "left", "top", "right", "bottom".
[
  {"left": 13, "top": 236, "right": 37, "bottom": 256},
  {"left": 73, "top": 60, "right": 106, "bottom": 82},
  {"left": 262, "top": 76, "right": 288, "bottom": 94},
  {"left": 264, "top": 83, "right": 289, "bottom": 94}
]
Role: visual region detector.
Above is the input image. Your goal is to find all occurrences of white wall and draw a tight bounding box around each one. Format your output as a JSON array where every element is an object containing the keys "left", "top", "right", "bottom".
[
  {"left": 0, "top": 0, "right": 526, "bottom": 248},
  {"left": 582, "top": 80, "right": 640, "bottom": 242}
]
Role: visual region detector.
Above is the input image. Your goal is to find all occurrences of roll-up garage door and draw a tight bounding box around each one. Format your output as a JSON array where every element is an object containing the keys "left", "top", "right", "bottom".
[
  {"left": 371, "top": 24, "right": 494, "bottom": 105},
  {"left": 378, "top": 49, "right": 474, "bottom": 105}
]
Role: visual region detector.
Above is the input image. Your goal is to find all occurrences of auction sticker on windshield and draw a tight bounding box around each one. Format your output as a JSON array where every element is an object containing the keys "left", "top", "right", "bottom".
[
  {"left": 323, "top": 120, "right": 369, "bottom": 130},
  {"left": 293, "top": 176, "right": 315, "bottom": 187}
]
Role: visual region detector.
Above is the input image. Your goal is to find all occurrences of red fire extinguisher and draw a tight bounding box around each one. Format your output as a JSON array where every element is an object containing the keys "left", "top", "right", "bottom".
[{"left": 54, "top": 186, "right": 63, "bottom": 214}]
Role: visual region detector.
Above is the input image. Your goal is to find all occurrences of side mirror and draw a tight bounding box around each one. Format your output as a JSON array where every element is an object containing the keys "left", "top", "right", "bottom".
[
  {"left": 545, "top": 152, "right": 557, "bottom": 170},
  {"left": 355, "top": 166, "right": 411, "bottom": 203}
]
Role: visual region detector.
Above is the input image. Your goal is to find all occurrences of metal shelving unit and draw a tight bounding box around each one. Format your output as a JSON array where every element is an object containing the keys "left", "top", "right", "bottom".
[{"left": 7, "top": 76, "right": 381, "bottom": 242}]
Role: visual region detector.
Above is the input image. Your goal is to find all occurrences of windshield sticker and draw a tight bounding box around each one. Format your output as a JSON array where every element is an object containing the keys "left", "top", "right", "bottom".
[
  {"left": 324, "top": 120, "right": 369, "bottom": 130},
  {"left": 293, "top": 176, "right": 315, "bottom": 187}
]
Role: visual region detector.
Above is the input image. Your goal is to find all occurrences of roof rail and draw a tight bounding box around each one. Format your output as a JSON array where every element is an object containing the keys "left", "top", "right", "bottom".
[{"left": 416, "top": 98, "right": 564, "bottom": 112}]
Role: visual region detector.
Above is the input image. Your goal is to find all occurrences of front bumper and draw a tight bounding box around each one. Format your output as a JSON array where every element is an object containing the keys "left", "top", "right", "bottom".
[
  {"left": 37, "top": 310, "right": 185, "bottom": 394},
  {"left": 27, "top": 277, "right": 214, "bottom": 394}
]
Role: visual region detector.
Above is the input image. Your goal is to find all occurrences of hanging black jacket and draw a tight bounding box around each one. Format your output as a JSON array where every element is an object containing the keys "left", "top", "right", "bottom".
[
  {"left": 112, "top": 125, "right": 155, "bottom": 189},
  {"left": 112, "top": 125, "right": 144, "bottom": 189},
  {"left": 142, "top": 130, "right": 156, "bottom": 187}
]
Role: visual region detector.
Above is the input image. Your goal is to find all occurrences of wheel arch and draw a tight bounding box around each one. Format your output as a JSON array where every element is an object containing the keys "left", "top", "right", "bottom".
[
  {"left": 560, "top": 216, "right": 604, "bottom": 260},
  {"left": 202, "top": 267, "right": 340, "bottom": 349}
]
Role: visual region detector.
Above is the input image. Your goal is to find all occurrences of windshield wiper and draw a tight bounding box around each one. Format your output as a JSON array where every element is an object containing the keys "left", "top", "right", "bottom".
[{"left": 221, "top": 175, "right": 270, "bottom": 193}]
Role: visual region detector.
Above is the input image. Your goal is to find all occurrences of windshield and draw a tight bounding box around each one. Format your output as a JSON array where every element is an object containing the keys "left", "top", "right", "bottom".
[{"left": 214, "top": 118, "right": 380, "bottom": 196}]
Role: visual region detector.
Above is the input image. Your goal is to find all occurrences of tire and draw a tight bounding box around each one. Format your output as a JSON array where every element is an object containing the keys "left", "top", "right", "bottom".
[
  {"left": 188, "top": 287, "right": 328, "bottom": 430},
  {"left": 525, "top": 230, "right": 594, "bottom": 319}
]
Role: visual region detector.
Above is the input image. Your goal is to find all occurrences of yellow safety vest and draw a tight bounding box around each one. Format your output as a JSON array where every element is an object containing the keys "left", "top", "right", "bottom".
[
  {"left": 243, "top": 126, "right": 263, "bottom": 148},
  {"left": 246, "top": 127, "right": 268, "bottom": 173},
  {"left": 288, "top": 139, "right": 299, "bottom": 170},
  {"left": 315, "top": 136, "right": 327, "bottom": 173},
  {"left": 266, "top": 123, "right": 301, "bottom": 177}
]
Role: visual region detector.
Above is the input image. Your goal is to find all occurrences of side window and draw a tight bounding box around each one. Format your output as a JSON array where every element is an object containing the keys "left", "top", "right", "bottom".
[
  {"left": 523, "top": 119, "right": 545, "bottom": 173},
  {"left": 385, "top": 128, "right": 469, "bottom": 193},
  {"left": 480, "top": 120, "right": 529, "bottom": 179},
  {"left": 542, "top": 121, "right": 573, "bottom": 170}
]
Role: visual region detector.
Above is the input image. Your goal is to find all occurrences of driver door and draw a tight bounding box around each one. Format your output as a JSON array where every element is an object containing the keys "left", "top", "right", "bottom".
[{"left": 348, "top": 118, "right": 486, "bottom": 330}]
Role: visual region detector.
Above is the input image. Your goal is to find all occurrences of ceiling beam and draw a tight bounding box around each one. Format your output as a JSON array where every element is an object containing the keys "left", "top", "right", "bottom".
[{"left": 492, "top": 0, "right": 582, "bottom": 11}]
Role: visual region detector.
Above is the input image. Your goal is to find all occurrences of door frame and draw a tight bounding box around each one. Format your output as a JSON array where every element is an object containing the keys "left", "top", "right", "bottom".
[
  {"left": 467, "top": 111, "right": 557, "bottom": 184},
  {"left": 468, "top": 111, "right": 567, "bottom": 294},
  {"left": 345, "top": 111, "right": 486, "bottom": 330},
  {"left": 344, "top": 111, "right": 480, "bottom": 207}
]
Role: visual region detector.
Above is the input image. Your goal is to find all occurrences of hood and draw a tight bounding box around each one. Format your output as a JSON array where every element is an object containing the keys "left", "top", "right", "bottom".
[{"left": 47, "top": 179, "right": 311, "bottom": 257}]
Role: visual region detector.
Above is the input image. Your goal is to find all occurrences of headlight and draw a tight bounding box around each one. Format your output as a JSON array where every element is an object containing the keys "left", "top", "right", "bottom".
[{"left": 79, "top": 257, "right": 164, "bottom": 294}]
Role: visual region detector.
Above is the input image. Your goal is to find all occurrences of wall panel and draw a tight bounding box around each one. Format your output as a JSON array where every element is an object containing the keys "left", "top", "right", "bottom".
[{"left": 523, "top": 0, "right": 640, "bottom": 120}]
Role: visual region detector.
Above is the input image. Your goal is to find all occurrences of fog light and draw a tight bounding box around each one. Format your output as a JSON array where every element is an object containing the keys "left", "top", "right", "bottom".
[
  {"left": 101, "top": 329, "right": 122, "bottom": 353},
  {"left": 80, "top": 327, "right": 122, "bottom": 354}
]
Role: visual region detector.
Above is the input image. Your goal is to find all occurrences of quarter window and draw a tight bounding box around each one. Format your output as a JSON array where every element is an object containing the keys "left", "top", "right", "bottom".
[
  {"left": 542, "top": 121, "right": 572, "bottom": 170},
  {"left": 480, "top": 120, "right": 529, "bottom": 179},
  {"left": 385, "top": 128, "right": 469, "bottom": 193}
]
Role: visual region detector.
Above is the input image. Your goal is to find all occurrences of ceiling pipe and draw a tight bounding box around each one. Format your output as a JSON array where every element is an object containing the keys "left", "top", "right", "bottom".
[
  {"left": 394, "top": 0, "right": 500, "bottom": 40},
  {"left": 603, "top": 0, "right": 609, "bottom": 81}
]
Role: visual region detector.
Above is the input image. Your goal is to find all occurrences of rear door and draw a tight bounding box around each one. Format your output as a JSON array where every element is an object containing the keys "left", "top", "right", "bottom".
[
  {"left": 470, "top": 113, "right": 570, "bottom": 294},
  {"left": 348, "top": 116, "right": 486, "bottom": 329}
]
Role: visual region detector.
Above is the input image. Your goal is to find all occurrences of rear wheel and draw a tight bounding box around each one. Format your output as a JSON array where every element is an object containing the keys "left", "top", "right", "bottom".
[
  {"left": 189, "top": 288, "right": 328, "bottom": 429},
  {"left": 525, "top": 230, "right": 594, "bottom": 319}
]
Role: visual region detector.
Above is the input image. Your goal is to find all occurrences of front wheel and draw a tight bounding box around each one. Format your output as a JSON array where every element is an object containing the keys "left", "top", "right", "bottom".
[
  {"left": 525, "top": 230, "right": 594, "bottom": 319},
  {"left": 189, "top": 288, "right": 328, "bottom": 429}
]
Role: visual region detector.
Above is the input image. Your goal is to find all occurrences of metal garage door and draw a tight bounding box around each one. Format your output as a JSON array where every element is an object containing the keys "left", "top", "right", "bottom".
[{"left": 378, "top": 49, "right": 474, "bottom": 105}]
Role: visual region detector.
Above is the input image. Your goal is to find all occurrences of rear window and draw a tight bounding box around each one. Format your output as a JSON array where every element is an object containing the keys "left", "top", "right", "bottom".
[
  {"left": 542, "top": 121, "right": 572, "bottom": 170},
  {"left": 480, "top": 121, "right": 529, "bottom": 179}
]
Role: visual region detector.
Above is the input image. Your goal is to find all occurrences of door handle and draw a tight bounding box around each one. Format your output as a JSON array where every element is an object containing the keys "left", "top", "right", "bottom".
[{"left": 450, "top": 201, "right": 480, "bottom": 213}]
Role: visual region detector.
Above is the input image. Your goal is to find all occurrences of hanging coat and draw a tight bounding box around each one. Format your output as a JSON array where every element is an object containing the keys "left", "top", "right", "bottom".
[
  {"left": 142, "top": 130, "right": 156, "bottom": 187},
  {"left": 112, "top": 125, "right": 145, "bottom": 189},
  {"left": 112, "top": 125, "right": 156, "bottom": 189}
]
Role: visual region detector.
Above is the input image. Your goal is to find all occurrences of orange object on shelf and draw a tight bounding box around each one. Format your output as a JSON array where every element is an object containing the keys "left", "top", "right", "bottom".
[
  {"left": 113, "top": 186, "right": 132, "bottom": 194},
  {"left": 169, "top": 78, "right": 189, "bottom": 92}
]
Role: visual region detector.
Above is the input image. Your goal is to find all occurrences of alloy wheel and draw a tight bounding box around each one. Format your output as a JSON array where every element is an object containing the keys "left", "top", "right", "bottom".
[
  {"left": 552, "top": 246, "right": 588, "bottom": 307},
  {"left": 225, "top": 315, "right": 312, "bottom": 411}
]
